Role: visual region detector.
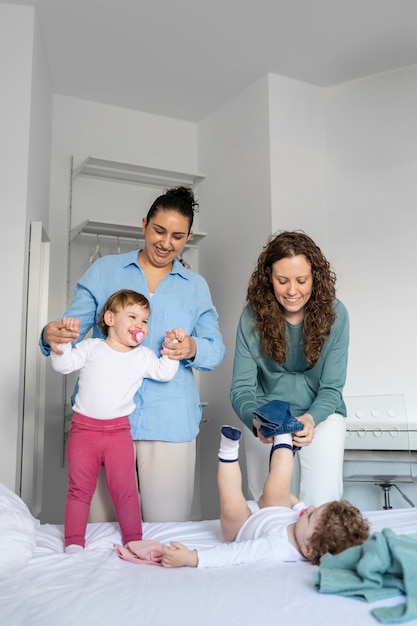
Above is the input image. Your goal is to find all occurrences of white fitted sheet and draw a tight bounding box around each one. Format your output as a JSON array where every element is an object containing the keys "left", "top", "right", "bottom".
[{"left": 2, "top": 507, "right": 417, "bottom": 626}]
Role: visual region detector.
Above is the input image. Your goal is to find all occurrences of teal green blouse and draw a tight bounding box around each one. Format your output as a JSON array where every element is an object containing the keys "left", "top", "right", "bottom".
[{"left": 230, "top": 300, "right": 349, "bottom": 430}]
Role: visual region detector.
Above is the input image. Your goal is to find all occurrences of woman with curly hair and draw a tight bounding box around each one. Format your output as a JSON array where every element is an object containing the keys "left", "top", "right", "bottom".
[{"left": 230, "top": 230, "right": 349, "bottom": 506}]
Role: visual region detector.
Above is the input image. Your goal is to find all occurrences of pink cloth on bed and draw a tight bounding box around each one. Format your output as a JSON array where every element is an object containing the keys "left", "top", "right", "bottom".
[{"left": 115, "top": 540, "right": 164, "bottom": 565}]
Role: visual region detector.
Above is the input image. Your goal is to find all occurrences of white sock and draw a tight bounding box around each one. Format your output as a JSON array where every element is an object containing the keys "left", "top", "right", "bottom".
[
  {"left": 273, "top": 433, "right": 293, "bottom": 448},
  {"left": 218, "top": 425, "right": 241, "bottom": 462}
]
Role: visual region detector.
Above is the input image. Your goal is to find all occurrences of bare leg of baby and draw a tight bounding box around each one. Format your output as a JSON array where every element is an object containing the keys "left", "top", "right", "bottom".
[
  {"left": 217, "top": 426, "right": 251, "bottom": 542},
  {"left": 258, "top": 433, "right": 294, "bottom": 509}
]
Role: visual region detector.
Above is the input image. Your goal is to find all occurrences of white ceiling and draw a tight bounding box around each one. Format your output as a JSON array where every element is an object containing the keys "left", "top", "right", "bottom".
[{"left": 7, "top": 0, "right": 417, "bottom": 122}]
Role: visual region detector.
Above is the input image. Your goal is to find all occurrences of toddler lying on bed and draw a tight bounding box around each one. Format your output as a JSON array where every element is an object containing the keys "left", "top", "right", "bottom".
[{"left": 159, "top": 426, "right": 370, "bottom": 568}]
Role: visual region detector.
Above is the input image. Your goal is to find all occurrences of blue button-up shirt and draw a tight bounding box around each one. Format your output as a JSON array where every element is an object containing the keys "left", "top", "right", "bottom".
[{"left": 41, "top": 250, "right": 226, "bottom": 441}]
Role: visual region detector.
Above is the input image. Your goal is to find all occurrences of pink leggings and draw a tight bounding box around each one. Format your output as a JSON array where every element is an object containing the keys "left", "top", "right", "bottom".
[{"left": 65, "top": 412, "right": 142, "bottom": 548}]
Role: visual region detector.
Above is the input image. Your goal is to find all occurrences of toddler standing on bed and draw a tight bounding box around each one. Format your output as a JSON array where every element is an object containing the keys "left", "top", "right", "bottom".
[
  {"left": 160, "top": 426, "right": 370, "bottom": 567},
  {"left": 51, "top": 289, "right": 185, "bottom": 554}
]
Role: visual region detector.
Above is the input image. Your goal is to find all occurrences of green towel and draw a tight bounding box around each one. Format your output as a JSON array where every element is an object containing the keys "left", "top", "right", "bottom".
[{"left": 312, "top": 529, "right": 417, "bottom": 624}]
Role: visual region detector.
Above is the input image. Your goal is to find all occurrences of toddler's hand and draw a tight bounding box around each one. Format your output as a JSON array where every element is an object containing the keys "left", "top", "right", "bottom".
[
  {"left": 61, "top": 316, "right": 81, "bottom": 332},
  {"left": 165, "top": 328, "right": 187, "bottom": 343},
  {"left": 161, "top": 542, "right": 198, "bottom": 568}
]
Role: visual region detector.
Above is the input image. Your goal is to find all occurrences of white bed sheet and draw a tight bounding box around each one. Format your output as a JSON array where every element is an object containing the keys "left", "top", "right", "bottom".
[{"left": 2, "top": 507, "right": 417, "bottom": 626}]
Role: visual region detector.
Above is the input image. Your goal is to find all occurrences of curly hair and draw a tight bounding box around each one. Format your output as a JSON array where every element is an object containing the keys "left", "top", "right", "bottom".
[
  {"left": 145, "top": 186, "right": 199, "bottom": 233},
  {"left": 97, "top": 289, "right": 150, "bottom": 337},
  {"left": 247, "top": 230, "right": 336, "bottom": 366},
  {"left": 308, "top": 500, "right": 370, "bottom": 565}
]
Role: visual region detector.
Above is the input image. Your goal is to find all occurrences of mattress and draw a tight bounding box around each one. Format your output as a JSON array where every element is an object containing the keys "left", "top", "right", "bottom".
[{"left": 2, "top": 506, "right": 417, "bottom": 626}]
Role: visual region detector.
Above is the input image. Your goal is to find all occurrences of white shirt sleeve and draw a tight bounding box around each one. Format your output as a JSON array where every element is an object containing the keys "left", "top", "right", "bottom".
[
  {"left": 50, "top": 340, "right": 90, "bottom": 374},
  {"left": 197, "top": 529, "right": 302, "bottom": 568},
  {"left": 140, "top": 347, "right": 180, "bottom": 382}
]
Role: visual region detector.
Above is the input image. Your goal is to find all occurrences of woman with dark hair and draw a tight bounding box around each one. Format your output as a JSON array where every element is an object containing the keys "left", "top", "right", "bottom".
[
  {"left": 41, "top": 186, "right": 225, "bottom": 523},
  {"left": 230, "top": 230, "right": 348, "bottom": 506}
]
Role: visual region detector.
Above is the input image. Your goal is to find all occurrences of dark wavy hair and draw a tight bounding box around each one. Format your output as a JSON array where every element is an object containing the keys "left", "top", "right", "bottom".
[
  {"left": 308, "top": 500, "right": 370, "bottom": 565},
  {"left": 145, "top": 186, "right": 199, "bottom": 233},
  {"left": 247, "top": 230, "right": 336, "bottom": 366},
  {"left": 98, "top": 289, "right": 150, "bottom": 337}
]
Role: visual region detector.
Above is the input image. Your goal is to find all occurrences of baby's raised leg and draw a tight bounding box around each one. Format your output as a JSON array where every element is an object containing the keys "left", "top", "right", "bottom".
[
  {"left": 258, "top": 433, "right": 294, "bottom": 509},
  {"left": 218, "top": 426, "right": 251, "bottom": 541}
]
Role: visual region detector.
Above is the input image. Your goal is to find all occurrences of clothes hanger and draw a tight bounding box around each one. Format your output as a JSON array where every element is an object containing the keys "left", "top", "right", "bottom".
[
  {"left": 179, "top": 254, "right": 191, "bottom": 269},
  {"left": 89, "top": 235, "right": 101, "bottom": 263}
]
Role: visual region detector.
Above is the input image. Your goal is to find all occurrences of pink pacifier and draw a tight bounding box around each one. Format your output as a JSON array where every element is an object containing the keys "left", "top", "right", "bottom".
[
  {"left": 132, "top": 330, "right": 145, "bottom": 343},
  {"left": 299, "top": 507, "right": 309, "bottom": 518}
]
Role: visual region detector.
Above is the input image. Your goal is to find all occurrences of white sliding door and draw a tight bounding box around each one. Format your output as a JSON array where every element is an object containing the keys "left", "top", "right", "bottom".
[{"left": 21, "top": 222, "right": 50, "bottom": 516}]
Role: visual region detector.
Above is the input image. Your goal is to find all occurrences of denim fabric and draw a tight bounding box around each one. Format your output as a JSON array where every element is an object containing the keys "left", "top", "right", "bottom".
[{"left": 252, "top": 400, "right": 303, "bottom": 438}]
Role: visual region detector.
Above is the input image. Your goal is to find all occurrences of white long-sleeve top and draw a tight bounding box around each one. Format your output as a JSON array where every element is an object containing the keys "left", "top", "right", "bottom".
[
  {"left": 51, "top": 338, "right": 179, "bottom": 419},
  {"left": 197, "top": 502, "right": 306, "bottom": 568}
]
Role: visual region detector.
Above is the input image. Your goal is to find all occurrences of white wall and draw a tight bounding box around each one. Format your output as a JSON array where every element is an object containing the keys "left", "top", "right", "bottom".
[
  {"left": 268, "top": 74, "right": 328, "bottom": 243},
  {"left": 198, "top": 76, "right": 273, "bottom": 518},
  {"left": 42, "top": 95, "right": 200, "bottom": 522},
  {"left": 326, "top": 67, "right": 417, "bottom": 509},
  {"left": 0, "top": 4, "right": 52, "bottom": 491},
  {"left": 326, "top": 65, "right": 417, "bottom": 416}
]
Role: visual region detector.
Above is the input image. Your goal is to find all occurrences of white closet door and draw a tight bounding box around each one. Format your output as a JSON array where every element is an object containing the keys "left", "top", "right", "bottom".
[{"left": 21, "top": 222, "right": 50, "bottom": 516}]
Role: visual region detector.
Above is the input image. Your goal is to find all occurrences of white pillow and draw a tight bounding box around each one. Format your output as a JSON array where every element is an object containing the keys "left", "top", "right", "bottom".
[{"left": 0, "top": 483, "right": 40, "bottom": 575}]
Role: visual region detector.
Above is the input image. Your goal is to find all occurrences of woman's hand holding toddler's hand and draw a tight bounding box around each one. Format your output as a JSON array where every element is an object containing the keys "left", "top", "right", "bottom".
[
  {"left": 43, "top": 318, "right": 80, "bottom": 354},
  {"left": 162, "top": 329, "right": 196, "bottom": 360}
]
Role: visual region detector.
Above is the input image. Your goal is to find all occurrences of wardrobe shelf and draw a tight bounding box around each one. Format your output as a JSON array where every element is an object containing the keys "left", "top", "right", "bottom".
[
  {"left": 72, "top": 156, "right": 206, "bottom": 188},
  {"left": 70, "top": 219, "right": 207, "bottom": 249}
]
